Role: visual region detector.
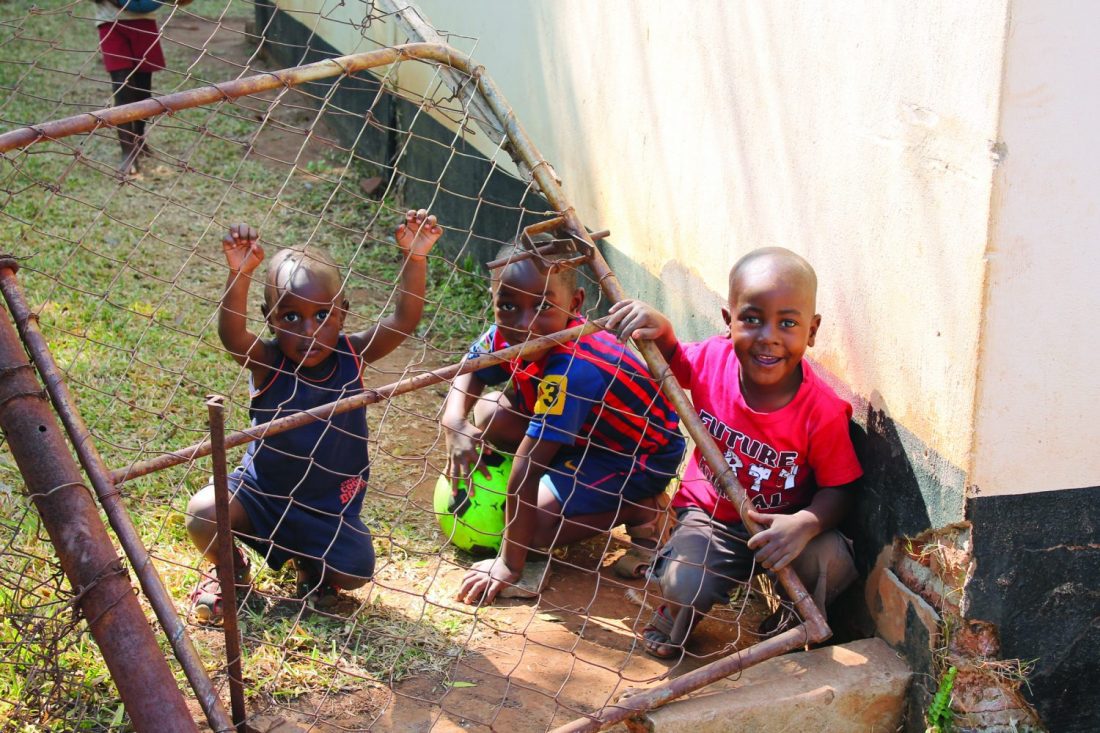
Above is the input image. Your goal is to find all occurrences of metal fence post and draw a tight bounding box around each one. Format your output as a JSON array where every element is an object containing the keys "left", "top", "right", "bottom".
[{"left": 0, "top": 259, "right": 198, "bottom": 733}]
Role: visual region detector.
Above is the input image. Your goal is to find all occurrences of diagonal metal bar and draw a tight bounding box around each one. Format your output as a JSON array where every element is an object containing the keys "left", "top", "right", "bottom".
[
  {"left": 0, "top": 260, "right": 201, "bottom": 733},
  {"left": 553, "top": 623, "right": 814, "bottom": 733},
  {"left": 0, "top": 260, "right": 235, "bottom": 732}
]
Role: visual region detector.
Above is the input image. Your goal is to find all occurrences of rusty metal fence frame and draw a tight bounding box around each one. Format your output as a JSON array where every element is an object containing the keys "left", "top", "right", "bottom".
[{"left": 0, "top": 42, "right": 831, "bottom": 732}]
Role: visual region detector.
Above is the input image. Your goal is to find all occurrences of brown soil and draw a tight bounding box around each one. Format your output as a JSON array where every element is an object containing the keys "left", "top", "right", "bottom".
[{"left": 162, "top": 14, "right": 768, "bottom": 732}]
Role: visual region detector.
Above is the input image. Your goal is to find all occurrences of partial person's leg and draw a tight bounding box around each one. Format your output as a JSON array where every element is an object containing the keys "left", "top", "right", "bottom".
[
  {"left": 530, "top": 451, "right": 670, "bottom": 551},
  {"left": 109, "top": 68, "right": 142, "bottom": 175},
  {"left": 788, "top": 529, "right": 858, "bottom": 611},
  {"left": 293, "top": 558, "right": 369, "bottom": 611},
  {"left": 756, "top": 529, "right": 857, "bottom": 636},
  {"left": 125, "top": 70, "right": 153, "bottom": 161},
  {"left": 471, "top": 390, "right": 528, "bottom": 453},
  {"left": 615, "top": 471, "right": 678, "bottom": 578},
  {"left": 528, "top": 491, "right": 667, "bottom": 549},
  {"left": 186, "top": 482, "right": 256, "bottom": 622},
  {"left": 644, "top": 509, "right": 754, "bottom": 658},
  {"left": 186, "top": 482, "right": 255, "bottom": 573},
  {"left": 291, "top": 513, "right": 375, "bottom": 610}
]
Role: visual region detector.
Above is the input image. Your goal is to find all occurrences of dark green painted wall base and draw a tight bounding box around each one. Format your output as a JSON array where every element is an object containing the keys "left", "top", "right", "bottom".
[{"left": 967, "top": 485, "right": 1100, "bottom": 733}]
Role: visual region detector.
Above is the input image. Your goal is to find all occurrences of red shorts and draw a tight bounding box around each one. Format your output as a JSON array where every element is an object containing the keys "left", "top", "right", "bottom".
[{"left": 97, "top": 18, "right": 166, "bottom": 73}]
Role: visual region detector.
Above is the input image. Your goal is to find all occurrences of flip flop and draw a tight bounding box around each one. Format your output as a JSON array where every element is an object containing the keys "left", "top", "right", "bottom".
[
  {"left": 640, "top": 605, "right": 679, "bottom": 659},
  {"left": 613, "top": 545, "right": 656, "bottom": 579}
]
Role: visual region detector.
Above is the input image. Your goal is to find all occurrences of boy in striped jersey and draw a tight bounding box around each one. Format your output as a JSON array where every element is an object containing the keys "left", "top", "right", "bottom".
[{"left": 448, "top": 245, "right": 686, "bottom": 605}]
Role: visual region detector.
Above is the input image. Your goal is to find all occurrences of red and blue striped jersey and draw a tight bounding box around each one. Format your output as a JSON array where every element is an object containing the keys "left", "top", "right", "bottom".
[{"left": 470, "top": 319, "right": 686, "bottom": 473}]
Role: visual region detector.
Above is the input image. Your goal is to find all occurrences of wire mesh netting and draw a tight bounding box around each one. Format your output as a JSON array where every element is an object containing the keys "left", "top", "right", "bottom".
[{"left": 0, "top": 1, "right": 797, "bottom": 730}]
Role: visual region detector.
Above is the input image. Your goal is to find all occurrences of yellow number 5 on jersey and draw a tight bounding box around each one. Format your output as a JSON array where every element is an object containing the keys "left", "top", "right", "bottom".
[{"left": 534, "top": 375, "right": 567, "bottom": 416}]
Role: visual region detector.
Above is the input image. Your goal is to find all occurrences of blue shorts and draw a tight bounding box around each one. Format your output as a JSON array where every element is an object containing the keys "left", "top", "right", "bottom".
[
  {"left": 541, "top": 448, "right": 678, "bottom": 517},
  {"left": 229, "top": 470, "right": 375, "bottom": 579}
]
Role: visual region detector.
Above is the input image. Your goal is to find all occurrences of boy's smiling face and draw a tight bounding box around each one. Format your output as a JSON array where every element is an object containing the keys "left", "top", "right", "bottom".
[
  {"left": 492, "top": 259, "right": 583, "bottom": 346},
  {"left": 723, "top": 252, "right": 821, "bottom": 411},
  {"left": 263, "top": 252, "right": 347, "bottom": 368}
]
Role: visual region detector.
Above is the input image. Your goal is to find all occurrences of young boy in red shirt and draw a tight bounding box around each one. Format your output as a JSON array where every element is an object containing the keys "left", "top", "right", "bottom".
[{"left": 608, "top": 247, "right": 862, "bottom": 658}]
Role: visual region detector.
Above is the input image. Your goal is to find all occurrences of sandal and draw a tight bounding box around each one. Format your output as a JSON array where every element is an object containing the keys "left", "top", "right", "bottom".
[
  {"left": 639, "top": 604, "right": 701, "bottom": 660},
  {"left": 190, "top": 549, "right": 251, "bottom": 625},
  {"left": 639, "top": 605, "right": 680, "bottom": 659},
  {"left": 613, "top": 546, "right": 657, "bottom": 580}
]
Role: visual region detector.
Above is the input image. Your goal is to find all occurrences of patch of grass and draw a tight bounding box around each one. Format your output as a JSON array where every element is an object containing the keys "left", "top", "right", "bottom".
[
  {"left": 0, "top": 0, "right": 492, "bottom": 727},
  {"left": 0, "top": 519, "right": 123, "bottom": 732}
]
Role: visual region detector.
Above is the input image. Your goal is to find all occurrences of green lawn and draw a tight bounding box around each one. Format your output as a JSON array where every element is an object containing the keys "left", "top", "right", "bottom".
[{"left": 0, "top": 2, "right": 489, "bottom": 728}]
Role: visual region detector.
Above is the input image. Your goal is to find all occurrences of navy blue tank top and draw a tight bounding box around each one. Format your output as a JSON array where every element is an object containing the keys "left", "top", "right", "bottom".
[{"left": 241, "top": 335, "right": 369, "bottom": 516}]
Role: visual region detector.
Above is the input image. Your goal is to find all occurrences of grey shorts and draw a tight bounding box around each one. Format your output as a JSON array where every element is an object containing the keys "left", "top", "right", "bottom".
[{"left": 652, "top": 507, "right": 856, "bottom": 613}]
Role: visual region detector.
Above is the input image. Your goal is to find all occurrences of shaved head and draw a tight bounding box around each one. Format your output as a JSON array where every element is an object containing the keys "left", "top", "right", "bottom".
[
  {"left": 728, "top": 247, "right": 817, "bottom": 310},
  {"left": 264, "top": 248, "right": 343, "bottom": 309}
]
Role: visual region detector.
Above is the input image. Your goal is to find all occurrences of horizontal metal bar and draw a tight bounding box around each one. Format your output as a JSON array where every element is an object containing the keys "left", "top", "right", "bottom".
[
  {"left": 110, "top": 318, "right": 606, "bottom": 486},
  {"left": 0, "top": 43, "right": 477, "bottom": 154}
]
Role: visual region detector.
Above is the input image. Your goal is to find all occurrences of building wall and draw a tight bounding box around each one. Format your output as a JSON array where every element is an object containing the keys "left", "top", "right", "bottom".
[
  {"left": 972, "top": 2, "right": 1100, "bottom": 499},
  {"left": 963, "top": 5, "right": 1100, "bottom": 731},
  {"left": 315, "top": 1, "right": 1010, "bottom": 526}
]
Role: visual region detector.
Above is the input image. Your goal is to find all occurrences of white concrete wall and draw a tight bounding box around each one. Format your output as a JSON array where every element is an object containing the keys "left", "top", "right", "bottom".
[
  {"left": 271, "top": 0, "right": 1100, "bottom": 503},
  {"left": 400, "top": 1, "right": 1006, "bottom": 490},
  {"left": 971, "top": 3, "right": 1100, "bottom": 497}
]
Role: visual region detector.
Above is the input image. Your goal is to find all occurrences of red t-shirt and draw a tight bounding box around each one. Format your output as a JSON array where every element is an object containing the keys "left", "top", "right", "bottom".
[{"left": 669, "top": 335, "right": 862, "bottom": 523}]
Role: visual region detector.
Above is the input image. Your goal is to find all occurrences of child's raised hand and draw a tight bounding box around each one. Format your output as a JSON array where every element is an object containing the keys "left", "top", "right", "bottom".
[
  {"left": 607, "top": 299, "right": 671, "bottom": 343},
  {"left": 222, "top": 223, "right": 263, "bottom": 274},
  {"left": 394, "top": 209, "right": 442, "bottom": 261}
]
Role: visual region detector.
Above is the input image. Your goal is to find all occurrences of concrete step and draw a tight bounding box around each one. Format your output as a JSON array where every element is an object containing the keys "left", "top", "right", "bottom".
[{"left": 630, "top": 637, "right": 912, "bottom": 732}]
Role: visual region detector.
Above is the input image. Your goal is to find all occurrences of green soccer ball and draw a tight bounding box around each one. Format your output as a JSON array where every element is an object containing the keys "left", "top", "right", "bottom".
[{"left": 434, "top": 453, "right": 511, "bottom": 555}]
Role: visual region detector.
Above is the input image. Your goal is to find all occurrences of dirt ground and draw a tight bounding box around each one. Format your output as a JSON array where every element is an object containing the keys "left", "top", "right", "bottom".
[
  {"left": 270, "top": 341, "right": 769, "bottom": 733},
  {"left": 160, "top": 13, "right": 769, "bottom": 732}
]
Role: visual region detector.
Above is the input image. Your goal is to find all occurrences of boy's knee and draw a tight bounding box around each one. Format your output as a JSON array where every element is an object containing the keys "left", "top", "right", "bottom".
[
  {"left": 790, "top": 530, "right": 857, "bottom": 609},
  {"left": 185, "top": 487, "right": 217, "bottom": 532},
  {"left": 658, "top": 562, "right": 719, "bottom": 612},
  {"left": 472, "top": 390, "right": 527, "bottom": 449},
  {"left": 471, "top": 390, "right": 507, "bottom": 428}
]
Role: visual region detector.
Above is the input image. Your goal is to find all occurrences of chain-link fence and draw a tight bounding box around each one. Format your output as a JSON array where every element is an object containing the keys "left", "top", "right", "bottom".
[{"left": 0, "top": 2, "right": 823, "bottom": 730}]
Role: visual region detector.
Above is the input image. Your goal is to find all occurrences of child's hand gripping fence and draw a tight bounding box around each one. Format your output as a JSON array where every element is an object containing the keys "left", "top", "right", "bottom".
[{"left": 0, "top": 4, "right": 830, "bottom": 731}]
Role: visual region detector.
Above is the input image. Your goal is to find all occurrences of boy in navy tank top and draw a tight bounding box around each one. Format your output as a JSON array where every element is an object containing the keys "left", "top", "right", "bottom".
[
  {"left": 446, "top": 244, "right": 686, "bottom": 606},
  {"left": 187, "top": 210, "right": 442, "bottom": 622}
]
